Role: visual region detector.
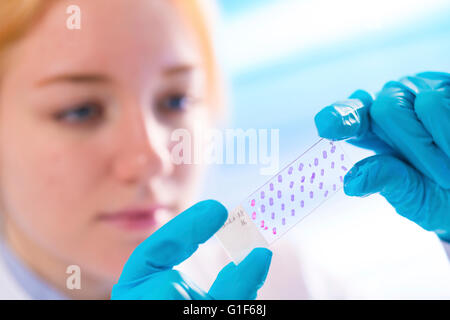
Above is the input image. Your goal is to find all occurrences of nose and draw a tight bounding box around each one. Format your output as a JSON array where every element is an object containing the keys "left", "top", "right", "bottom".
[{"left": 112, "top": 107, "right": 174, "bottom": 184}]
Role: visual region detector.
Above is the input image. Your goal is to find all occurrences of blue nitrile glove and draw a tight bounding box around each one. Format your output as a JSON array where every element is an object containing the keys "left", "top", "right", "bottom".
[
  {"left": 111, "top": 200, "right": 272, "bottom": 300},
  {"left": 314, "top": 71, "right": 450, "bottom": 241}
]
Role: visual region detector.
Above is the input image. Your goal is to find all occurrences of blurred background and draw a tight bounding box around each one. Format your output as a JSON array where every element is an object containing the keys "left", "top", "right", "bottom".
[{"left": 196, "top": 0, "right": 450, "bottom": 299}]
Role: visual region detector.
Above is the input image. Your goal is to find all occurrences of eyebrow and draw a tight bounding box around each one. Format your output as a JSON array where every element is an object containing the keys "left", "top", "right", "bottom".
[
  {"left": 36, "top": 73, "right": 110, "bottom": 87},
  {"left": 163, "top": 64, "right": 197, "bottom": 76},
  {"left": 35, "top": 64, "right": 198, "bottom": 87}
]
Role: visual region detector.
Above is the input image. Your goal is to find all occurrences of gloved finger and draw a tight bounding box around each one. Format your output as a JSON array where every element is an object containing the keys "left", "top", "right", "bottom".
[
  {"left": 208, "top": 248, "right": 272, "bottom": 300},
  {"left": 344, "top": 155, "right": 450, "bottom": 235},
  {"left": 118, "top": 200, "right": 228, "bottom": 283},
  {"left": 369, "top": 81, "right": 450, "bottom": 189},
  {"left": 314, "top": 89, "right": 373, "bottom": 141},
  {"left": 415, "top": 86, "right": 450, "bottom": 158},
  {"left": 314, "top": 90, "right": 393, "bottom": 154}
]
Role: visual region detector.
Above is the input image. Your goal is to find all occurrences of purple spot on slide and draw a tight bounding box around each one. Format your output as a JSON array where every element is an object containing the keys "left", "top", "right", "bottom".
[
  {"left": 324, "top": 190, "right": 329, "bottom": 197},
  {"left": 301, "top": 200, "right": 304, "bottom": 208},
  {"left": 319, "top": 182, "right": 323, "bottom": 190},
  {"left": 311, "top": 172, "right": 316, "bottom": 180},
  {"left": 300, "top": 185, "right": 304, "bottom": 192},
  {"left": 269, "top": 197, "right": 274, "bottom": 206},
  {"left": 261, "top": 205, "right": 265, "bottom": 213},
  {"left": 309, "top": 191, "right": 314, "bottom": 199},
  {"left": 270, "top": 183, "right": 274, "bottom": 191},
  {"left": 314, "top": 158, "right": 319, "bottom": 166},
  {"left": 289, "top": 181, "right": 294, "bottom": 188},
  {"left": 291, "top": 194, "right": 295, "bottom": 201},
  {"left": 341, "top": 165, "right": 348, "bottom": 171},
  {"left": 261, "top": 220, "right": 264, "bottom": 228},
  {"left": 291, "top": 209, "right": 295, "bottom": 216},
  {"left": 278, "top": 175, "right": 282, "bottom": 183},
  {"left": 273, "top": 227, "right": 277, "bottom": 235},
  {"left": 340, "top": 176, "right": 343, "bottom": 182},
  {"left": 298, "top": 163, "right": 304, "bottom": 171},
  {"left": 321, "top": 168, "right": 325, "bottom": 176},
  {"left": 288, "top": 166, "right": 293, "bottom": 175},
  {"left": 333, "top": 184, "right": 337, "bottom": 191},
  {"left": 252, "top": 211, "right": 256, "bottom": 220},
  {"left": 251, "top": 199, "right": 255, "bottom": 207},
  {"left": 282, "top": 218, "right": 286, "bottom": 226},
  {"left": 260, "top": 191, "right": 265, "bottom": 199},
  {"left": 323, "top": 151, "right": 328, "bottom": 159},
  {"left": 277, "top": 190, "right": 282, "bottom": 199},
  {"left": 271, "top": 212, "right": 275, "bottom": 219},
  {"left": 331, "top": 161, "right": 335, "bottom": 169},
  {"left": 331, "top": 145, "right": 336, "bottom": 153},
  {"left": 341, "top": 154, "right": 345, "bottom": 161},
  {"left": 281, "top": 203, "right": 285, "bottom": 211},
  {"left": 301, "top": 176, "right": 306, "bottom": 183}
]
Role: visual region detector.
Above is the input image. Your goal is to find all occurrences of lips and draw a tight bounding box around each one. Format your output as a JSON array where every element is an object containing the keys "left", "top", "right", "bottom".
[{"left": 98, "top": 206, "right": 165, "bottom": 231}]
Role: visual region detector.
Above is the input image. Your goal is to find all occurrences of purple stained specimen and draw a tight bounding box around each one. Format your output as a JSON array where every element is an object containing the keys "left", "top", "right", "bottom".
[
  {"left": 298, "top": 163, "right": 304, "bottom": 171},
  {"left": 311, "top": 172, "right": 316, "bottom": 180},
  {"left": 331, "top": 145, "right": 336, "bottom": 153},
  {"left": 261, "top": 204, "right": 265, "bottom": 213},
  {"left": 309, "top": 191, "right": 314, "bottom": 199},
  {"left": 301, "top": 176, "right": 306, "bottom": 183},
  {"left": 340, "top": 176, "right": 343, "bottom": 182},
  {"left": 281, "top": 203, "right": 285, "bottom": 211},
  {"left": 333, "top": 184, "right": 337, "bottom": 191},
  {"left": 331, "top": 161, "right": 335, "bottom": 169},
  {"left": 282, "top": 218, "right": 286, "bottom": 226},
  {"left": 314, "top": 158, "right": 319, "bottom": 166},
  {"left": 319, "top": 182, "right": 323, "bottom": 190},
  {"left": 300, "top": 185, "right": 304, "bottom": 192},
  {"left": 289, "top": 181, "right": 294, "bottom": 188},
  {"left": 288, "top": 166, "right": 293, "bottom": 175},
  {"left": 252, "top": 211, "right": 256, "bottom": 220},
  {"left": 272, "top": 227, "right": 277, "bottom": 235},
  {"left": 341, "top": 165, "right": 348, "bottom": 171},
  {"left": 291, "top": 194, "right": 295, "bottom": 201},
  {"left": 300, "top": 200, "right": 304, "bottom": 208},
  {"left": 291, "top": 209, "right": 295, "bottom": 216},
  {"left": 277, "top": 190, "right": 282, "bottom": 199},
  {"left": 323, "top": 150, "right": 328, "bottom": 159},
  {"left": 324, "top": 190, "right": 329, "bottom": 197},
  {"left": 278, "top": 174, "right": 282, "bottom": 183},
  {"left": 269, "top": 197, "right": 274, "bottom": 206},
  {"left": 341, "top": 154, "right": 345, "bottom": 161},
  {"left": 269, "top": 183, "right": 274, "bottom": 191},
  {"left": 271, "top": 212, "right": 275, "bottom": 219},
  {"left": 260, "top": 191, "right": 265, "bottom": 199},
  {"left": 321, "top": 168, "right": 325, "bottom": 176}
]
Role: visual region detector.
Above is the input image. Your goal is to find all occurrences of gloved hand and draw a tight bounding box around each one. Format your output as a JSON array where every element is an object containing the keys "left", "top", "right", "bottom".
[
  {"left": 111, "top": 199, "right": 272, "bottom": 300},
  {"left": 314, "top": 71, "right": 450, "bottom": 241}
]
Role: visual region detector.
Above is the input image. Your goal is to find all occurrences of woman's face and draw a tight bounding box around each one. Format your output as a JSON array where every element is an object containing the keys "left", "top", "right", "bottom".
[{"left": 0, "top": 0, "right": 209, "bottom": 280}]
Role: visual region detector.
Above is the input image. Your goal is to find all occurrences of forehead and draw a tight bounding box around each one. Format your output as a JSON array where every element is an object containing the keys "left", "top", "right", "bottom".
[{"left": 7, "top": 0, "right": 202, "bottom": 85}]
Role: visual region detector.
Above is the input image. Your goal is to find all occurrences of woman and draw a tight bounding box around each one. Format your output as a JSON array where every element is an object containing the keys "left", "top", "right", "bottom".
[{"left": 0, "top": 0, "right": 307, "bottom": 299}]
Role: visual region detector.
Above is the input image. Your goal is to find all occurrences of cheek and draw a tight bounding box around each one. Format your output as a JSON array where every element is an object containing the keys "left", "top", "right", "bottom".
[{"left": 0, "top": 131, "right": 107, "bottom": 233}]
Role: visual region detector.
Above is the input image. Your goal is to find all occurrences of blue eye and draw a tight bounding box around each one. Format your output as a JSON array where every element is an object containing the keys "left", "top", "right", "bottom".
[
  {"left": 56, "top": 103, "right": 102, "bottom": 123},
  {"left": 161, "top": 94, "right": 190, "bottom": 111}
]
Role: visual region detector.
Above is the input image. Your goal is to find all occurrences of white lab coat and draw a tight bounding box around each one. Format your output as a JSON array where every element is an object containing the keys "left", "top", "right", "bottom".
[{"left": 0, "top": 253, "right": 30, "bottom": 299}]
